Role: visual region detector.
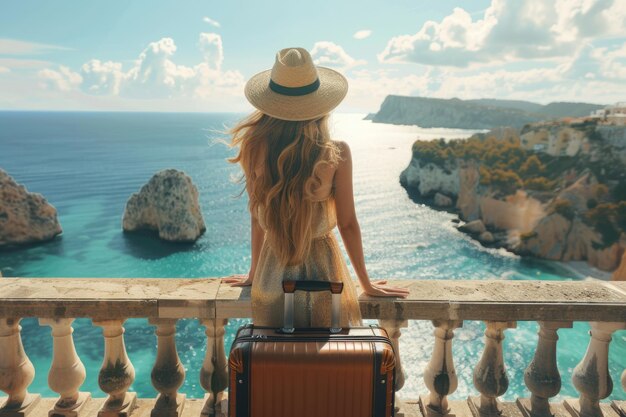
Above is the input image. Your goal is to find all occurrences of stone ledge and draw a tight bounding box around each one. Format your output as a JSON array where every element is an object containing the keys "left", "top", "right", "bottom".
[
  {"left": 2, "top": 278, "right": 626, "bottom": 322},
  {"left": 0, "top": 278, "right": 219, "bottom": 319}
]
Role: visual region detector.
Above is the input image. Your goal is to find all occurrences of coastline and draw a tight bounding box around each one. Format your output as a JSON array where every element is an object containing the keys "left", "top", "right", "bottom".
[
  {"left": 420, "top": 196, "right": 614, "bottom": 281},
  {"left": 398, "top": 122, "right": 626, "bottom": 278}
]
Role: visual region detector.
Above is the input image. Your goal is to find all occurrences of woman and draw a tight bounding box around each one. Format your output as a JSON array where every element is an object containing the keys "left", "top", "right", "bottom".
[{"left": 223, "top": 47, "right": 409, "bottom": 328}]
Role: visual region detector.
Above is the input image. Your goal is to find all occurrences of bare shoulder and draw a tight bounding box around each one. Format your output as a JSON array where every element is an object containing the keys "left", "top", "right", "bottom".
[{"left": 331, "top": 140, "right": 352, "bottom": 163}]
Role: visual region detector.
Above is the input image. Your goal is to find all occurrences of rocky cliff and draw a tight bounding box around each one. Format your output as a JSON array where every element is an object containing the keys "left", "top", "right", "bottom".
[
  {"left": 0, "top": 169, "right": 62, "bottom": 247},
  {"left": 123, "top": 169, "right": 206, "bottom": 242},
  {"left": 400, "top": 158, "right": 459, "bottom": 197},
  {"left": 597, "top": 125, "right": 626, "bottom": 164},
  {"left": 400, "top": 124, "right": 626, "bottom": 274},
  {"left": 614, "top": 252, "right": 626, "bottom": 280},
  {"left": 372, "top": 95, "right": 605, "bottom": 129},
  {"left": 517, "top": 175, "right": 624, "bottom": 271}
]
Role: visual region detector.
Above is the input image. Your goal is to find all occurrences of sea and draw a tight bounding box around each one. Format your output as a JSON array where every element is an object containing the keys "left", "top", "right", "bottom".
[{"left": 1, "top": 111, "right": 624, "bottom": 401}]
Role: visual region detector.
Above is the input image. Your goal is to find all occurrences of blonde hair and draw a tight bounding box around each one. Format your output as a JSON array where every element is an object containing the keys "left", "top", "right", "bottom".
[{"left": 229, "top": 110, "right": 340, "bottom": 266}]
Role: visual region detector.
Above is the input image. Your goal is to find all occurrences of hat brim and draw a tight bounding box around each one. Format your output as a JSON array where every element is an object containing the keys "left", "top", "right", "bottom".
[{"left": 244, "top": 66, "right": 348, "bottom": 122}]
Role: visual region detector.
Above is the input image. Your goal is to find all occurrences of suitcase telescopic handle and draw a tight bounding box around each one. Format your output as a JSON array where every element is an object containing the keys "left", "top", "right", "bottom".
[{"left": 281, "top": 280, "right": 343, "bottom": 334}]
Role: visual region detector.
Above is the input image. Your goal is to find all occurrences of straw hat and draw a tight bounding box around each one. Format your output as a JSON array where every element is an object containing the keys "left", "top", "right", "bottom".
[{"left": 244, "top": 47, "right": 348, "bottom": 121}]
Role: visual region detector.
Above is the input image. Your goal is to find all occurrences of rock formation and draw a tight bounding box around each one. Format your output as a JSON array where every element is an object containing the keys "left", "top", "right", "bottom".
[
  {"left": 613, "top": 253, "right": 626, "bottom": 280},
  {"left": 0, "top": 169, "right": 62, "bottom": 247},
  {"left": 370, "top": 95, "right": 604, "bottom": 129},
  {"left": 400, "top": 124, "right": 626, "bottom": 274},
  {"left": 400, "top": 160, "right": 459, "bottom": 198},
  {"left": 122, "top": 169, "right": 206, "bottom": 242},
  {"left": 518, "top": 214, "right": 571, "bottom": 260},
  {"left": 597, "top": 125, "right": 626, "bottom": 164},
  {"left": 479, "top": 231, "right": 495, "bottom": 244},
  {"left": 434, "top": 193, "right": 453, "bottom": 207},
  {"left": 481, "top": 193, "right": 537, "bottom": 233},
  {"left": 458, "top": 220, "right": 486, "bottom": 235},
  {"left": 457, "top": 161, "right": 481, "bottom": 221}
]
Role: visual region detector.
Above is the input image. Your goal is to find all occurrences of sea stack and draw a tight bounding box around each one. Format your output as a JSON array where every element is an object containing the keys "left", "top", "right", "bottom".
[
  {"left": 0, "top": 169, "right": 62, "bottom": 247},
  {"left": 122, "top": 169, "right": 206, "bottom": 242}
]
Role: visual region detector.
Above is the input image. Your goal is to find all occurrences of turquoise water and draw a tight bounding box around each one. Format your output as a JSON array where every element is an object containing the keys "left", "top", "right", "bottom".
[{"left": 1, "top": 111, "right": 624, "bottom": 400}]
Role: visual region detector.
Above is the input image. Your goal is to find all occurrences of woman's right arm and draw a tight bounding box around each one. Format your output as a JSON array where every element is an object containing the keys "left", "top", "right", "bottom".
[
  {"left": 223, "top": 172, "right": 264, "bottom": 287},
  {"left": 333, "top": 141, "right": 409, "bottom": 298}
]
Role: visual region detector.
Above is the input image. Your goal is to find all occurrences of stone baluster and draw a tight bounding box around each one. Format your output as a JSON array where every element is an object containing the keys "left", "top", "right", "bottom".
[
  {"left": 148, "top": 318, "right": 185, "bottom": 417},
  {"left": 0, "top": 318, "right": 40, "bottom": 417},
  {"left": 565, "top": 321, "right": 625, "bottom": 417},
  {"left": 199, "top": 319, "right": 228, "bottom": 417},
  {"left": 469, "top": 321, "right": 516, "bottom": 417},
  {"left": 423, "top": 320, "right": 463, "bottom": 416},
  {"left": 378, "top": 320, "right": 409, "bottom": 390},
  {"left": 519, "top": 321, "right": 572, "bottom": 417},
  {"left": 39, "top": 318, "right": 90, "bottom": 417},
  {"left": 93, "top": 319, "right": 136, "bottom": 417}
]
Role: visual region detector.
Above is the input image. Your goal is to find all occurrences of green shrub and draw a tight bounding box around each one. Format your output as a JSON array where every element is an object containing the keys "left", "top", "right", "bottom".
[
  {"left": 487, "top": 169, "right": 523, "bottom": 195},
  {"left": 520, "top": 155, "right": 545, "bottom": 178},
  {"left": 412, "top": 140, "right": 451, "bottom": 167},
  {"left": 525, "top": 177, "right": 555, "bottom": 191}
]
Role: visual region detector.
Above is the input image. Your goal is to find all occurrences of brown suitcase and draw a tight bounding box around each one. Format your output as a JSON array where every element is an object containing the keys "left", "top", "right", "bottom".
[{"left": 228, "top": 280, "right": 396, "bottom": 417}]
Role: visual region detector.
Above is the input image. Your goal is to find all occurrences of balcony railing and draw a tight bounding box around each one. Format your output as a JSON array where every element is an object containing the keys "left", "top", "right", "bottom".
[{"left": 1, "top": 277, "right": 626, "bottom": 417}]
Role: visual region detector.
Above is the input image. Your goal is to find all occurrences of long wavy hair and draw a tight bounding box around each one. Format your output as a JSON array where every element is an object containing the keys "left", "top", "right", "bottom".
[{"left": 228, "top": 110, "right": 341, "bottom": 266}]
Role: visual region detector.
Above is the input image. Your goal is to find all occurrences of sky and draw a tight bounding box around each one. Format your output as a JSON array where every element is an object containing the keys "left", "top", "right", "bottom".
[{"left": 0, "top": 0, "right": 625, "bottom": 113}]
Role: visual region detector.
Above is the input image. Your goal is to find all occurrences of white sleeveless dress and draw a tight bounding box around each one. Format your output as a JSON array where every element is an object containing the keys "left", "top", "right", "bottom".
[{"left": 250, "top": 196, "right": 363, "bottom": 328}]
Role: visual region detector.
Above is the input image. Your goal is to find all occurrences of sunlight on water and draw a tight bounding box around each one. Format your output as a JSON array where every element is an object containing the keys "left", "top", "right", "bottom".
[{"left": 0, "top": 111, "right": 623, "bottom": 400}]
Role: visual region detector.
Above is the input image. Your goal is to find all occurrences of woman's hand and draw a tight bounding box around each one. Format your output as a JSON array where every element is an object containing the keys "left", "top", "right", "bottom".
[
  {"left": 362, "top": 280, "right": 410, "bottom": 298},
  {"left": 222, "top": 274, "right": 253, "bottom": 287}
]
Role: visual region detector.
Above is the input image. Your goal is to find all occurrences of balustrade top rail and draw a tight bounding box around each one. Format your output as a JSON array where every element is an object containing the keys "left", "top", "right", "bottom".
[{"left": 1, "top": 277, "right": 626, "bottom": 322}]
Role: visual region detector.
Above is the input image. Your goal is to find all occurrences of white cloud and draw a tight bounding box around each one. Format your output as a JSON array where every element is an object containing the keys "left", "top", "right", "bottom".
[
  {"left": 38, "top": 66, "right": 82, "bottom": 91},
  {"left": 37, "top": 33, "right": 244, "bottom": 102},
  {"left": 591, "top": 42, "right": 626, "bottom": 80},
  {"left": 379, "top": 0, "right": 626, "bottom": 67},
  {"left": 311, "top": 41, "right": 366, "bottom": 71},
  {"left": 0, "top": 58, "right": 52, "bottom": 69},
  {"left": 427, "top": 66, "right": 567, "bottom": 99},
  {"left": 0, "top": 66, "right": 10, "bottom": 74},
  {"left": 80, "top": 60, "right": 125, "bottom": 95},
  {"left": 124, "top": 38, "right": 193, "bottom": 97},
  {"left": 353, "top": 30, "right": 372, "bottom": 40},
  {"left": 202, "top": 16, "right": 221, "bottom": 27},
  {"left": 0, "top": 38, "right": 70, "bottom": 55},
  {"left": 191, "top": 64, "right": 245, "bottom": 99},
  {"left": 340, "top": 40, "right": 626, "bottom": 113},
  {"left": 199, "top": 33, "right": 223, "bottom": 70}
]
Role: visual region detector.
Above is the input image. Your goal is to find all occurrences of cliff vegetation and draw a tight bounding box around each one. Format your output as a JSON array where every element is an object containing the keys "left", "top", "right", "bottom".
[{"left": 400, "top": 121, "right": 626, "bottom": 274}]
